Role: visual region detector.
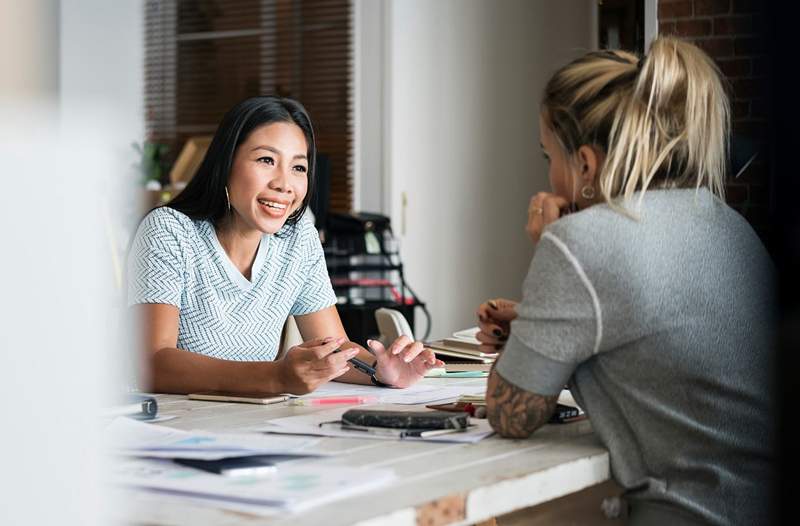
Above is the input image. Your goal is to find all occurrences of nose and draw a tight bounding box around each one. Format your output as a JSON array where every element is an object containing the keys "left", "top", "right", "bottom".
[{"left": 267, "top": 164, "right": 292, "bottom": 194}]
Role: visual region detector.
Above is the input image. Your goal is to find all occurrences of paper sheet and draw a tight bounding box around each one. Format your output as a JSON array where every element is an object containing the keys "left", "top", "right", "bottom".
[
  {"left": 111, "top": 457, "right": 394, "bottom": 512},
  {"left": 106, "top": 417, "right": 327, "bottom": 460},
  {"left": 257, "top": 406, "right": 495, "bottom": 443},
  {"left": 299, "top": 380, "right": 485, "bottom": 405}
]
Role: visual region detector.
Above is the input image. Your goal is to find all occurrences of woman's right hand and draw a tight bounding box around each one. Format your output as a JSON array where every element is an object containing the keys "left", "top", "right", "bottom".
[
  {"left": 275, "top": 336, "right": 355, "bottom": 394},
  {"left": 527, "top": 192, "right": 571, "bottom": 243},
  {"left": 476, "top": 298, "right": 518, "bottom": 354}
]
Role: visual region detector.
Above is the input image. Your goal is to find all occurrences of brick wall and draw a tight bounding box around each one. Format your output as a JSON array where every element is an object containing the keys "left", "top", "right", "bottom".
[{"left": 658, "top": 0, "right": 771, "bottom": 245}]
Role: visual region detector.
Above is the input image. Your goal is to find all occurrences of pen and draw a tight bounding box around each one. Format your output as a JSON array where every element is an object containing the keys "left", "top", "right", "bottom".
[
  {"left": 345, "top": 425, "right": 465, "bottom": 439},
  {"left": 288, "top": 396, "right": 379, "bottom": 407},
  {"left": 333, "top": 348, "right": 377, "bottom": 376}
]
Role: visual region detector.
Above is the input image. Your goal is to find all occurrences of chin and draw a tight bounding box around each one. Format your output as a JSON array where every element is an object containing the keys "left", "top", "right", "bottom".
[
  {"left": 256, "top": 219, "right": 288, "bottom": 234},
  {"left": 252, "top": 211, "right": 296, "bottom": 234}
]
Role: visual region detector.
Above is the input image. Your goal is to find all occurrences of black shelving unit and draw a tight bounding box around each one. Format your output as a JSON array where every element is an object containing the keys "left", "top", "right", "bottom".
[{"left": 324, "top": 238, "right": 425, "bottom": 344}]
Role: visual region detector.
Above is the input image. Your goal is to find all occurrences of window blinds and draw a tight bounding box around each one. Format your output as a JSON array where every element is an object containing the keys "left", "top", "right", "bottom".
[{"left": 144, "top": 0, "right": 353, "bottom": 211}]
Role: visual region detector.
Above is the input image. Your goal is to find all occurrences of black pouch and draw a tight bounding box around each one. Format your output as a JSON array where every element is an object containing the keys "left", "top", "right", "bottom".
[{"left": 341, "top": 409, "right": 470, "bottom": 430}]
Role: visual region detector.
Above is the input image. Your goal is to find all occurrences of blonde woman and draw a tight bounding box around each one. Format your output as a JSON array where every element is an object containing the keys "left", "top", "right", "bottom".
[{"left": 476, "top": 38, "right": 773, "bottom": 525}]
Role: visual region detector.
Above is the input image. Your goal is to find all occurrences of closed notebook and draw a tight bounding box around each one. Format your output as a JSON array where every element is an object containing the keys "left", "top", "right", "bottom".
[{"left": 188, "top": 391, "right": 290, "bottom": 405}]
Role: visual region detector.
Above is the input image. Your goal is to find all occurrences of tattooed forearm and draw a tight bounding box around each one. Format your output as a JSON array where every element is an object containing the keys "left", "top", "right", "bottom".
[{"left": 486, "top": 365, "right": 559, "bottom": 438}]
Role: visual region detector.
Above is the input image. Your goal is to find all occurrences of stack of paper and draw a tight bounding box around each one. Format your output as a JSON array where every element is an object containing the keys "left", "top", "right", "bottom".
[
  {"left": 106, "top": 418, "right": 396, "bottom": 514},
  {"left": 426, "top": 326, "right": 498, "bottom": 364},
  {"left": 111, "top": 457, "right": 395, "bottom": 513},
  {"left": 105, "top": 417, "right": 326, "bottom": 460}
]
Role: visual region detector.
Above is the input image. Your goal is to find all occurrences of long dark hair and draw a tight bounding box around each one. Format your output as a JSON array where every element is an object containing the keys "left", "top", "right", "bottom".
[{"left": 167, "top": 96, "right": 316, "bottom": 230}]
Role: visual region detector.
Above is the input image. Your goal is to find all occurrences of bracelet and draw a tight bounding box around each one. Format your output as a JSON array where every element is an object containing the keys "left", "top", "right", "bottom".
[{"left": 370, "top": 360, "right": 392, "bottom": 388}]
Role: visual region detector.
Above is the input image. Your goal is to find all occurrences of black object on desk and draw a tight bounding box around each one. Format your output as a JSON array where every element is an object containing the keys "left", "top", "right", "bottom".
[
  {"left": 103, "top": 394, "right": 158, "bottom": 420},
  {"left": 342, "top": 409, "right": 470, "bottom": 430},
  {"left": 174, "top": 454, "right": 313, "bottom": 477}
]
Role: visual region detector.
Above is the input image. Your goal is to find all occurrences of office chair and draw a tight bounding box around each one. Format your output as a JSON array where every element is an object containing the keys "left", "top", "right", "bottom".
[{"left": 375, "top": 308, "right": 414, "bottom": 346}]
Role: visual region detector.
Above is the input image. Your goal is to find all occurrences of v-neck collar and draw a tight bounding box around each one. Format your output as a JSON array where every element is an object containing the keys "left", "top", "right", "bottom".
[{"left": 209, "top": 224, "right": 270, "bottom": 291}]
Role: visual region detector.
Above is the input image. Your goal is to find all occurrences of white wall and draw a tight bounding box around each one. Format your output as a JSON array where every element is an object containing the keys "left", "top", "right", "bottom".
[
  {"left": 384, "top": 0, "right": 595, "bottom": 338},
  {"left": 0, "top": 2, "right": 131, "bottom": 523},
  {"left": 352, "top": 0, "right": 388, "bottom": 213},
  {"left": 60, "top": 0, "right": 145, "bottom": 188}
]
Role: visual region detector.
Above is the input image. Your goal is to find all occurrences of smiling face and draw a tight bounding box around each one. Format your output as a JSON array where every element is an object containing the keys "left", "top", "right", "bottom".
[{"left": 226, "top": 121, "right": 310, "bottom": 235}]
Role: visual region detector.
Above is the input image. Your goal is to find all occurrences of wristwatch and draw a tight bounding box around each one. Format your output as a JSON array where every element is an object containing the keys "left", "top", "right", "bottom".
[{"left": 370, "top": 360, "right": 392, "bottom": 388}]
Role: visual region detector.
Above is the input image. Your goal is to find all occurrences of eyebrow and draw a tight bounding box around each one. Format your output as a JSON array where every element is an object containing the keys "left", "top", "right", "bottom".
[{"left": 251, "top": 145, "right": 307, "bottom": 161}]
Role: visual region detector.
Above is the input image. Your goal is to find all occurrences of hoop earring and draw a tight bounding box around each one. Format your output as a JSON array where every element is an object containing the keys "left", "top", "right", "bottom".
[{"left": 580, "top": 185, "right": 595, "bottom": 200}]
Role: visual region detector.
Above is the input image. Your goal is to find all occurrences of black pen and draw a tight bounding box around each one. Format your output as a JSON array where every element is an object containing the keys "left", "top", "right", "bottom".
[{"left": 333, "top": 348, "right": 376, "bottom": 376}]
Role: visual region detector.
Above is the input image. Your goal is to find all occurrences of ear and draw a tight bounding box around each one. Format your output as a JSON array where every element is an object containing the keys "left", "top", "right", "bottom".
[{"left": 576, "top": 145, "right": 602, "bottom": 186}]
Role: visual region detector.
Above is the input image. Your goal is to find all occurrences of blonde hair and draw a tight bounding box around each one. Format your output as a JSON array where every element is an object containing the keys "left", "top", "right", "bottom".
[{"left": 542, "top": 36, "right": 730, "bottom": 209}]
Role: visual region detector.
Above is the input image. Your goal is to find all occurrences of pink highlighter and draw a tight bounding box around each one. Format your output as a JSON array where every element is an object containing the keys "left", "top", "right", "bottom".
[{"left": 287, "top": 395, "right": 379, "bottom": 407}]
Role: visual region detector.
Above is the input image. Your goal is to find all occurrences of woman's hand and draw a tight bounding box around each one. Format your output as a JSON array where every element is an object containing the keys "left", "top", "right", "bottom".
[
  {"left": 526, "top": 192, "right": 570, "bottom": 243},
  {"left": 476, "top": 298, "right": 518, "bottom": 354},
  {"left": 367, "top": 336, "right": 444, "bottom": 389},
  {"left": 276, "top": 336, "right": 355, "bottom": 394}
]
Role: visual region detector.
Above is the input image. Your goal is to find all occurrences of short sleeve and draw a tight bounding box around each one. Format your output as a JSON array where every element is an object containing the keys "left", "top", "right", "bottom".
[
  {"left": 289, "top": 218, "right": 337, "bottom": 316},
  {"left": 127, "top": 208, "right": 187, "bottom": 308},
  {"left": 495, "top": 231, "right": 601, "bottom": 395}
]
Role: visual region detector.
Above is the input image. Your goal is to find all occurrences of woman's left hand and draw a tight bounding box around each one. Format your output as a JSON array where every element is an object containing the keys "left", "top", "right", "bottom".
[{"left": 367, "top": 336, "right": 444, "bottom": 388}]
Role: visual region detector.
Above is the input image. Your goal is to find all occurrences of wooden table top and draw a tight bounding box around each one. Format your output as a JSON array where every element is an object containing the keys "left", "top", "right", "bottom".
[{"left": 117, "top": 378, "right": 609, "bottom": 526}]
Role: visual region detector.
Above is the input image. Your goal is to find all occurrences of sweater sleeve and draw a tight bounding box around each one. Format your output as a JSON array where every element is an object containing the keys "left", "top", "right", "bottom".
[{"left": 496, "top": 231, "right": 602, "bottom": 395}]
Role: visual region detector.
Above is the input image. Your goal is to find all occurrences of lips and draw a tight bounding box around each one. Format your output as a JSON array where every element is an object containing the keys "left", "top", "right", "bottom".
[
  {"left": 257, "top": 197, "right": 291, "bottom": 218},
  {"left": 257, "top": 198, "right": 288, "bottom": 210}
]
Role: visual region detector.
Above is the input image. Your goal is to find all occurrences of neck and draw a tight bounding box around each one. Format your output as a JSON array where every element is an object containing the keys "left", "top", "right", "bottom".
[{"left": 215, "top": 214, "right": 263, "bottom": 279}]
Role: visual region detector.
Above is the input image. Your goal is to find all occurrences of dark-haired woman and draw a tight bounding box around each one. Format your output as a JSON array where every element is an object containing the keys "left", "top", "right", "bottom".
[{"left": 128, "top": 96, "right": 443, "bottom": 395}]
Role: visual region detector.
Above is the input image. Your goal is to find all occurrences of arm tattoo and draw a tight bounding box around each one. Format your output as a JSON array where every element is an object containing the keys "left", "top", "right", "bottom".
[{"left": 486, "top": 364, "right": 559, "bottom": 438}]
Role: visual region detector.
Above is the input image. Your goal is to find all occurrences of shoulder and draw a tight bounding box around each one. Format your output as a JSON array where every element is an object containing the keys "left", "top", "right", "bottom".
[
  {"left": 138, "top": 206, "right": 196, "bottom": 235},
  {"left": 540, "top": 190, "right": 710, "bottom": 260},
  {"left": 538, "top": 205, "right": 618, "bottom": 267},
  {"left": 133, "top": 207, "right": 203, "bottom": 256},
  {"left": 275, "top": 213, "right": 321, "bottom": 253}
]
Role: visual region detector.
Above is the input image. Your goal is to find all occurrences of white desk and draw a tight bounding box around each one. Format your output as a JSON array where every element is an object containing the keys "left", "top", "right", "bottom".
[{"left": 119, "top": 378, "right": 609, "bottom": 526}]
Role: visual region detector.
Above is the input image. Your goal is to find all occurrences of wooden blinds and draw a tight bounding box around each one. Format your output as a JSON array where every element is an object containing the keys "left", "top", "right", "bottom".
[{"left": 144, "top": 0, "right": 353, "bottom": 212}]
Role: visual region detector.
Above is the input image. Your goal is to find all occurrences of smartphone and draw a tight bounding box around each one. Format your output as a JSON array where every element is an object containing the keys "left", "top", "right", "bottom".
[{"left": 187, "top": 391, "right": 290, "bottom": 405}]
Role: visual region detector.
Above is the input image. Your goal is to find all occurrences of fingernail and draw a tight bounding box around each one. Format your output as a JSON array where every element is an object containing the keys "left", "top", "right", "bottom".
[
  {"left": 493, "top": 329, "right": 502, "bottom": 337},
  {"left": 404, "top": 355, "right": 412, "bottom": 363},
  {"left": 322, "top": 336, "right": 334, "bottom": 344},
  {"left": 366, "top": 339, "right": 373, "bottom": 346}
]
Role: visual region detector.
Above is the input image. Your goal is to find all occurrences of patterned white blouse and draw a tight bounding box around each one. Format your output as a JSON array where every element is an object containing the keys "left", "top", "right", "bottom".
[{"left": 127, "top": 206, "right": 336, "bottom": 361}]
